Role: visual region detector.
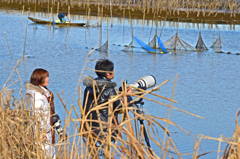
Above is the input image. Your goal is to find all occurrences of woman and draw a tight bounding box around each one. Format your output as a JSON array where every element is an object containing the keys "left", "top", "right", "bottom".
[{"left": 25, "top": 68, "right": 55, "bottom": 158}]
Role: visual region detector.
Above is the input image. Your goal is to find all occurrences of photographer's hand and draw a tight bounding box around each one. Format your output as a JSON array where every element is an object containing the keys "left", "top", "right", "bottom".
[
  {"left": 60, "top": 132, "right": 68, "bottom": 141},
  {"left": 127, "top": 87, "right": 133, "bottom": 95}
]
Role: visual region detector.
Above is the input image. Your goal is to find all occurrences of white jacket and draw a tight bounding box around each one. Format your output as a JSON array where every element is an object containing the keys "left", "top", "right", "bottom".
[
  {"left": 25, "top": 82, "right": 55, "bottom": 158},
  {"left": 26, "top": 82, "right": 52, "bottom": 132}
]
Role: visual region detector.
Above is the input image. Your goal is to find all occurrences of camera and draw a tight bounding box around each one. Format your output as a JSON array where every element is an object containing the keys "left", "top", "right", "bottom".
[
  {"left": 119, "top": 75, "right": 156, "bottom": 92},
  {"left": 52, "top": 114, "right": 67, "bottom": 139},
  {"left": 130, "top": 75, "right": 156, "bottom": 90}
]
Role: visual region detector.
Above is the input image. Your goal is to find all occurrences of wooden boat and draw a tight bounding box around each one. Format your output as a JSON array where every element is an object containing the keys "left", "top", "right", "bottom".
[{"left": 28, "top": 17, "right": 86, "bottom": 27}]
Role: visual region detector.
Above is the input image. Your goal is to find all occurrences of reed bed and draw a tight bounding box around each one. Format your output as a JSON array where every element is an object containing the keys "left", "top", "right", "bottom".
[
  {"left": 1, "top": 0, "right": 240, "bottom": 17},
  {"left": 0, "top": 49, "right": 199, "bottom": 159},
  {"left": 1, "top": 0, "right": 240, "bottom": 25},
  {"left": 1, "top": 49, "right": 239, "bottom": 158}
]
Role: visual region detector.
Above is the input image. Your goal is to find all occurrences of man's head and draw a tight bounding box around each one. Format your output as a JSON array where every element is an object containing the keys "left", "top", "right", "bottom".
[
  {"left": 95, "top": 59, "right": 114, "bottom": 79},
  {"left": 65, "top": 13, "right": 68, "bottom": 17}
]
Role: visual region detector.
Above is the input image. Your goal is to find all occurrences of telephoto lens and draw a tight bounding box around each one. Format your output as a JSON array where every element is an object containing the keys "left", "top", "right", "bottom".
[{"left": 131, "top": 75, "right": 156, "bottom": 90}]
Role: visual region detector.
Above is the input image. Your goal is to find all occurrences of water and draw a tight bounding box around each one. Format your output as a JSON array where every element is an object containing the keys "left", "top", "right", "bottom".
[{"left": 1, "top": 9, "right": 240, "bottom": 158}]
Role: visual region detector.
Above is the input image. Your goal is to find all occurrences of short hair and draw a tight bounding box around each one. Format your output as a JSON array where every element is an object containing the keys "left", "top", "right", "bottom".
[
  {"left": 65, "top": 13, "right": 68, "bottom": 16},
  {"left": 95, "top": 59, "right": 114, "bottom": 77},
  {"left": 30, "top": 68, "right": 49, "bottom": 86}
]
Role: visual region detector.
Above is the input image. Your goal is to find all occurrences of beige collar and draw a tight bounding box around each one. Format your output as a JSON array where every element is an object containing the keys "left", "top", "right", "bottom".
[{"left": 25, "top": 82, "right": 45, "bottom": 95}]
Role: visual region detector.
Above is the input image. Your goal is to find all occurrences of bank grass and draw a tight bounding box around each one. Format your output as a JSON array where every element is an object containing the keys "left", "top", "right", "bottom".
[
  {"left": 0, "top": 50, "right": 239, "bottom": 158},
  {"left": 1, "top": 0, "right": 240, "bottom": 25},
  {"left": 0, "top": 0, "right": 239, "bottom": 18}
]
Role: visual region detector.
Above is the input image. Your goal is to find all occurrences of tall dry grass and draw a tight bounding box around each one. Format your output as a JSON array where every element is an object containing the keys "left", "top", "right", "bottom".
[{"left": 1, "top": 50, "right": 239, "bottom": 159}]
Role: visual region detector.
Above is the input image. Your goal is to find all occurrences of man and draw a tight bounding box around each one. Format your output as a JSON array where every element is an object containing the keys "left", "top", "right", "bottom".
[
  {"left": 58, "top": 13, "right": 68, "bottom": 23},
  {"left": 82, "top": 59, "right": 133, "bottom": 142}
]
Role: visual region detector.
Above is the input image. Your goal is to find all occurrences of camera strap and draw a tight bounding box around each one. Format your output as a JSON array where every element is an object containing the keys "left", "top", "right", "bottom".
[{"left": 43, "top": 94, "right": 56, "bottom": 114}]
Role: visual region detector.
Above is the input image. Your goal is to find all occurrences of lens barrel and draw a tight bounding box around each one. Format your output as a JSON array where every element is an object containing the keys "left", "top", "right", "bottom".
[{"left": 131, "top": 75, "right": 156, "bottom": 90}]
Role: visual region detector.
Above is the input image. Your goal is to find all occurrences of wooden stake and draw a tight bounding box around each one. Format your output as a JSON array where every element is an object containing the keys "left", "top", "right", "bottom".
[
  {"left": 57, "top": 1, "right": 59, "bottom": 15},
  {"left": 21, "top": 5, "right": 24, "bottom": 24},
  {"left": 68, "top": 5, "right": 71, "bottom": 20},
  {"left": 23, "top": 9, "right": 29, "bottom": 57}
]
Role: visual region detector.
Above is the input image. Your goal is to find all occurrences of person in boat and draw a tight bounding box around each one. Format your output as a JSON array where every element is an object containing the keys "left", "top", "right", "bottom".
[
  {"left": 82, "top": 59, "right": 133, "bottom": 144},
  {"left": 25, "top": 69, "right": 56, "bottom": 158},
  {"left": 58, "top": 13, "right": 68, "bottom": 23}
]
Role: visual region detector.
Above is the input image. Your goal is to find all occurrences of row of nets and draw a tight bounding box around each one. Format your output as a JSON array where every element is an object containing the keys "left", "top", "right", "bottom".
[
  {"left": 147, "top": 32, "right": 221, "bottom": 52},
  {"left": 101, "top": 31, "right": 222, "bottom": 53}
]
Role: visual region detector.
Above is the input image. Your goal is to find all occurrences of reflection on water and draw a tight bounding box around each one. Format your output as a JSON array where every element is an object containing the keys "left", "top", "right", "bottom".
[{"left": 1, "top": 9, "right": 240, "bottom": 158}]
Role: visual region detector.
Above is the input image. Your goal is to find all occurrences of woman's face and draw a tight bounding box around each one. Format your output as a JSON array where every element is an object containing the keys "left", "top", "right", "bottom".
[{"left": 41, "top": 77, "right": 49, "bottom": 87}]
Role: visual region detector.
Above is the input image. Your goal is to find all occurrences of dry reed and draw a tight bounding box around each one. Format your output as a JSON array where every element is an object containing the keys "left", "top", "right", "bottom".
[
  {"left": 191, "top": 110, "right": 240, "bottom": 159},
  {"left": 3, "top": 30, "right": 13, "bottom": 59}
]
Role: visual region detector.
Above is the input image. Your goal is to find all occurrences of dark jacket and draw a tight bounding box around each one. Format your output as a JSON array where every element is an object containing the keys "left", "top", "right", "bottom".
[
  {"left": 58, "top": 13, "right": 66, "bottom": 21},
  {"left": 82, "top": 76, "right": 132, "bottom": 138}
]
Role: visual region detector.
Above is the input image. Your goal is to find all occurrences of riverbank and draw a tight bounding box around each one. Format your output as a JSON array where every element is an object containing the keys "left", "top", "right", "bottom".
[{"left": 1, "top": 2, "right": 240, "bottom": 25}]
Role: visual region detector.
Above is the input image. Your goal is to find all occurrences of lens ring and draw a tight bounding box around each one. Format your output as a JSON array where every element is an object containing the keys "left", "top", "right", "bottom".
[{"left": 150, "top": 75, "right": 156, "bottom": 86}]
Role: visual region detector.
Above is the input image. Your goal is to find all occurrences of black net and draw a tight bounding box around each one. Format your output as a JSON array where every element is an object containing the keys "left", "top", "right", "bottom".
[
  {"left": 211, "top": 35, "right": 222, "bottom": 48},
  {"left": 195, "top": 32, "right": 208, "bottom": 51},
  {"left": 163, "top": 33, "right": 196, "bottom": 51},
  {"left": 148, "top": 35, "right": 158, "bottom": 50},
  {"left": 97, "top": 40, "right": 108, "bottom": 53}
]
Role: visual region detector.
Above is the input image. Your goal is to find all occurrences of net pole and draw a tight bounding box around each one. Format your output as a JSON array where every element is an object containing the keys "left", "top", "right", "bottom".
[
  {"left": 129, "top": 10, "right": 134, "bottom": 52},
  {"left": 110, "top": 0, "right": 113, "bottom": 27},
  {"left": 123, "top": 8, "right": 125, "bottom": 45},
  {"left": 212, "top": 28, "right": 215, "bottom": 60},
  {"left": 155, "top": 19, "right": 158, "bottom": 50},
  {"left": 107, "top": 15, "right": 109, "bottom": 53},
  {"left": 174, "top": 30, "right": 178, "bottom": 50}
]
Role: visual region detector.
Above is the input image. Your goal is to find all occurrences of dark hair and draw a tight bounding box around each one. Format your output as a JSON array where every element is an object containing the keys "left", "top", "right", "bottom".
[
  {"left": 65, "top": 13, "right": 68, "bottom": 16},
  {"left": 95, "top": 59, "right": 114, "bottom": 77},
  {"left": 30, "top": 68, "right": 49, "bottom": 86}
]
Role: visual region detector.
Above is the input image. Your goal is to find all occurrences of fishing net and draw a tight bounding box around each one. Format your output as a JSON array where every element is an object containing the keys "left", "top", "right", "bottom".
[
  {"left": 195, "top": 32, "right": 208, "bottom": 51},
  {"left": 157, "top": 36, "right": 168, "bottom": 53},
  {"left": 148, "top": 35, "right": 168, "bottom": 53},
  {"left": 211, "top": 35, "right": 222, "bottom": 48},
  {"left": 122, "top": 41, "right": 134, "bottom": 52},
  {"left": 123, "top": 37, "right": 156, "bottom": 53},
  {"left": 163, "top": 33, "right": 196, "bottom": 51},
  {"left": 97, "top": 40, "right": 108, "bottom": 53},
  {"left": 133, "top": 36, "right": 157, "bottom": 53},
  {"left": 123, "top": 36, "right": 168, "bottom": 53},
  {"left": 148, "top": 35, "right": 158, "bottom": 50}
]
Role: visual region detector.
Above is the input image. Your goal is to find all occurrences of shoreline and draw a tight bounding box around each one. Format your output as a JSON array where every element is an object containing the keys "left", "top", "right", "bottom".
[{"left": 1, "top": 2, "right": 240, "bottom": 25}]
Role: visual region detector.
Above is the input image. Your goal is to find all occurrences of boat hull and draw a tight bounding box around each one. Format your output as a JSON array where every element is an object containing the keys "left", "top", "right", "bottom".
[{"left": 28, "top": 17, "right": 85, "bottom": 27}]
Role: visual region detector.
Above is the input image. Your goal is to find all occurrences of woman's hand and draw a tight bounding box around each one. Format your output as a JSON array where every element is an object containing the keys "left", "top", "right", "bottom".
[{"left": 41, "top": 134, "right": 48, "bottom": 143}]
